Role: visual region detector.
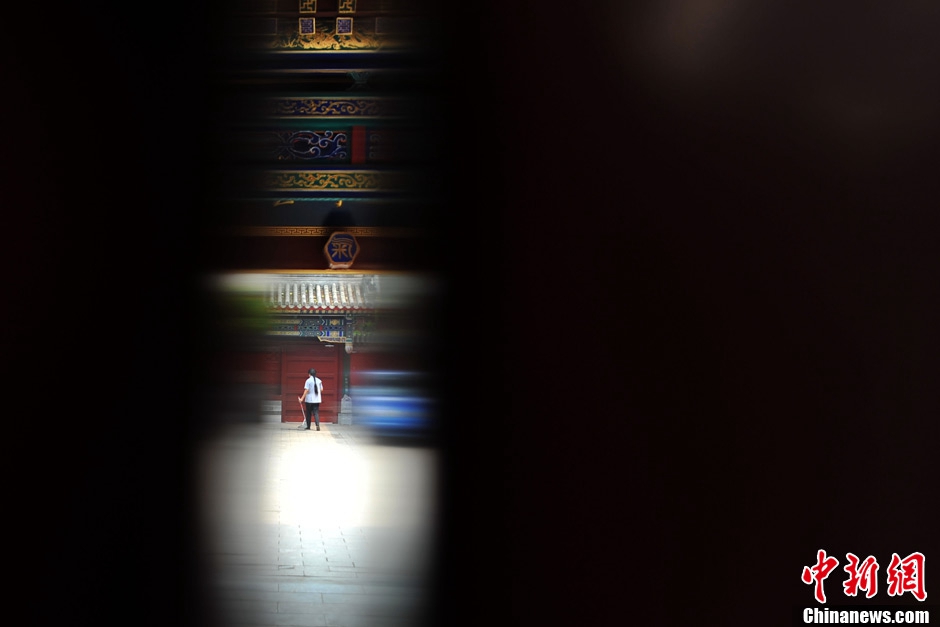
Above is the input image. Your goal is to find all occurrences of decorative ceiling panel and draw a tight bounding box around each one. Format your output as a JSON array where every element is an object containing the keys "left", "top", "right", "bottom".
[{"left": 223, "top": 0, "right": 434, "bottom": 51}]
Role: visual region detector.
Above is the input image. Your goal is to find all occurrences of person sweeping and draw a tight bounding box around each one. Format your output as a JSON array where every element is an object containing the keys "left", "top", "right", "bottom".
[{"left": 298, "top": 368, "right": 323, "bottom": 431}]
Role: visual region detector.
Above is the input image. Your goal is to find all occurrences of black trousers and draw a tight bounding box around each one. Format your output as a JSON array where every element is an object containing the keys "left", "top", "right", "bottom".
[{"left": 304, "top": 402, "right": 320, "bottom": 428}]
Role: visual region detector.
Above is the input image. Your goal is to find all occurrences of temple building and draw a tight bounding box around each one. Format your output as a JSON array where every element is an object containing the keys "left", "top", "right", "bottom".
[{"left": 203, "top": 0, "right": 447, "bottom": 427}]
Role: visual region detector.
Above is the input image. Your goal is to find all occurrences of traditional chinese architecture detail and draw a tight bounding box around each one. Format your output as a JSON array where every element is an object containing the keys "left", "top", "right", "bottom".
[
  {"left": 227, "top": 0, "right": 428, "bottom": 51},
  {"left": 216, "top": 2, "right": 434, "bottom": 273},
  {"left": 324, "top": 231, "right": 360, "bottom": 268},
  {"left": 299, "top": 18, "right": 316, "bottom": 35},
  {"left": 284, "top": 19, "right": 379, "bottom": 50},
  {"left": 263, "top": 98, "right": 401, "bottom": 118},
  {"left": 348, "top": 315, "right": 375, "bottom": 346},
  {"left": 266, "top": 274, "right": 376, "bottom": 312},
  {"left": 262, "top": 170, "right": 400, "bottom": 191},
  {"left": 275, "top": 130, "right": 349, "bottom": 161},
  {"left": 233, "top": 125, "right": 419, "bottom": 163},
  {"left": 211, "top": 271, "right": 432, "bottom": 353},
  {"left": 268, "top": 316, "right": 349, "bottom": 339}
]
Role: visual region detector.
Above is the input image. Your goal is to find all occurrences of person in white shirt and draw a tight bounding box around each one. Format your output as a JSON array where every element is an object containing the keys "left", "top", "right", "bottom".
[{"left": 298, "top": 368, "right": 323, "bottom": 431}]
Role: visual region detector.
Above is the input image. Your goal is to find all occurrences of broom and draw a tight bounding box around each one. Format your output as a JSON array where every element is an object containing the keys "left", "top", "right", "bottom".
[{"left": 297, "top": 396, "right": 308, "bottom": 429}]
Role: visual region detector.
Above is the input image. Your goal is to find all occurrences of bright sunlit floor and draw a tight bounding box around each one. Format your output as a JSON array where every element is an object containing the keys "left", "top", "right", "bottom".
[{"left": 196, "top": 422, "right": 439, "bottom": 627}]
